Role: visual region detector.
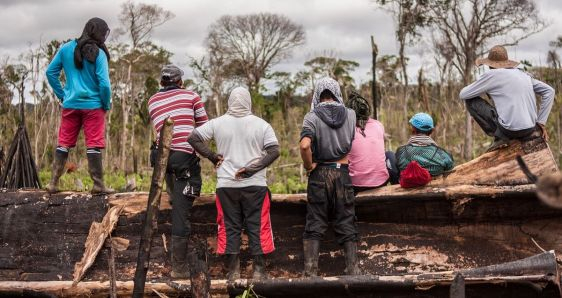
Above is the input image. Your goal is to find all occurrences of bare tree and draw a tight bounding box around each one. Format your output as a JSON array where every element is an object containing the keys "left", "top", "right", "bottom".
[
  {"left": 2, "top": 63, "right": 29, "bottom": 122},
  {"left": 206, "top": 13, "right": 305, "bottom": 93},
  {"left": 0, "top": 58, "right": 16, "bottom": 145},
  {"left": 374, "top": 0, "right": 429, "bottom": 87},
  {"left": 117, "top": 1, "right": 174, "bottom": 49},
  {"left": 549, "top": 36, "right": 562, "bottom": 49},
  {"left": 548, "top": 36, "right": 562, "bottom": 69},
  {"left": 304, "top": 55, "right": 359, "bottom": 100},
  {"left": 547, "top": 50, "right": 561, "bottom": 69},
  {"left": 428, "top": 0, "right": 545, "bottom": 160},
  {"left": 115, "top": 1, "right": 174, "bottom": 171},
  {"left": 190, "top": 48, "right": 241, "bottom": 117}
]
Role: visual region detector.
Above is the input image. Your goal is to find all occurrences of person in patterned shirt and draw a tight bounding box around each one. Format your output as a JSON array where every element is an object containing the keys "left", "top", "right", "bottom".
[{"left": 148, "top": 64, "right": 208, "bottom": 279}]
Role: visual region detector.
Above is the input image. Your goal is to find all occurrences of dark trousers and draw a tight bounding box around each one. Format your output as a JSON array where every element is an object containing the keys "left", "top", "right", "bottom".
[
  {"left": 215, "top": 186, "right": 274, "bottom": 255},
  {"left": 385, "top": 151, "right": 400, "bottom": 184},
  {"left": 304, "top": 165, "right": 358, "bottom": 245},
  {"left": 166, "top": 151, "right": 202, "bottom": 237},
  {"left": 465, "top": 97, "right": 536, "bottom": 140}
]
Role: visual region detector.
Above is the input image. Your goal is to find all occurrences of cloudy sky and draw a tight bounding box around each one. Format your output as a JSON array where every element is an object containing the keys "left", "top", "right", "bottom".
[{"left": 1, "top": 0, "right": 561, "bottom": 88}]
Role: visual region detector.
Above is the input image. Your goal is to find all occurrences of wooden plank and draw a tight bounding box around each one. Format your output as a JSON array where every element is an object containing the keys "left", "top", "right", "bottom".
[{"left": 73, "top": 205, "right": 124, "bottom": 285}]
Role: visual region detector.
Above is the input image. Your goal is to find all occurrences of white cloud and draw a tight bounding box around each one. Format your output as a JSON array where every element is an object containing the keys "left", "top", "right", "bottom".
[{"left": 0, "top": 0, "right": 560, "bottom": 88}]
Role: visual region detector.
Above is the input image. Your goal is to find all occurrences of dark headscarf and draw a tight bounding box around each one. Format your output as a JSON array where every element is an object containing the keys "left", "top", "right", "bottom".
[
  {"left": 74, "top": 17, "right": 111, "bottom": 69},
  {"left": 348, "top": 91, "right": 371, "bottom": 136}
]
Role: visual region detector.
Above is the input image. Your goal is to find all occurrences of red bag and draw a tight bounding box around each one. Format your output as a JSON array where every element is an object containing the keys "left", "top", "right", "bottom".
[{"left": 399, "top": 161, "right": 432, "bottom": 188}]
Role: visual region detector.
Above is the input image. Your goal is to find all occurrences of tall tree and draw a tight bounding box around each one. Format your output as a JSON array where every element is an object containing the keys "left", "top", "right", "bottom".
[
  {"left": 428, "top": 0, "right": 545, "bottom": 160},
  {"left": 190, "top": 48, "right": 241, "bottom": 117},
  {"left": 2, "top": 63, "right": 29, "bottom": 123},
  {"left": 117, "top": 1, "right": 174, "bottom": 49},
  {"left": 206, "top": 13, "right": 305, "bottom": 94},
  {"left": 547, "top": 50, "right": 561, "bottom": 70},
  {"left": 548, "top": 36, "right": 562, "bottom": 69},
  {"left": 115, "top": 1, "right": 174, "bottom": 171},
  {"left": 374, "top": 0, "right": 430, "bottom": 87},
  {"left": 304, "top": 55, "right": 359, "bottom": 100},
  {"left": 270, "top": 70, "right": 307, "bottom": 128},
  {"left": 0, "top": 59, "right": 16, "bottom": 145}
]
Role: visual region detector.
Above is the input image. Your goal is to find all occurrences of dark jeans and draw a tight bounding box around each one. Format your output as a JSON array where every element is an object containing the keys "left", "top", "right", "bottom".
[
  {"left": 465, "top": 97, "right": 536, "bottom": 140},
  {"left": 215, "top": 186, "right": 274, "bottom": 255},
  {"left": 385, "top": 151, "right": 400, "bottom": 184},
  {"left": 166, "top": 151, "right": 202, "bottom": 237},
  {"left": 303, "top": 165, "right": 358, "bottom": 245}
]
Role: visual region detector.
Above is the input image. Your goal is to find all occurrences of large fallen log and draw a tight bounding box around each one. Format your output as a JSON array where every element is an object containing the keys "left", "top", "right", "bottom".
[
  {"left": 432, "top": 137, "right": 558, "bottom": 186},
  {"left": 2, "top": 188, "right": 562, "bottom": 281},
  {"left": 0, "top": 280, "right": 199, "bottom": 297},
  {"left": 228, "top": 252, "right": 560, "bottom": 298},
  {"left": 0, "top": 252, "right": 559, "bottom": 297}
]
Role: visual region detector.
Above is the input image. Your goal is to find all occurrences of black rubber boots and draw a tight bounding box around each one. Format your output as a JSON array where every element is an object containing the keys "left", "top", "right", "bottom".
[
  {"left": 343, "top": 241, "right": 361, "bottom": 275},
  {"left": 303, "top": 239, "right": 320, "bottom": 277},
  {"left": 46, "top": 150, "right": 68, "bottom": 194},
  {"left": 87, "top": 151, "right": 115, "bottom": 194},
  {"left": 170, "top": 236, "right": 189, "bottom": 279}
]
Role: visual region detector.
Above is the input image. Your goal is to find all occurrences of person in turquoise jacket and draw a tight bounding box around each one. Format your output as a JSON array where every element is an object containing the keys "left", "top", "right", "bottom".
[
  {"left": 395, "top": 113, "right": 454, "bottom": 177},
  {"left": 45, "top": 17, "right": 114, "bottom": 194}
]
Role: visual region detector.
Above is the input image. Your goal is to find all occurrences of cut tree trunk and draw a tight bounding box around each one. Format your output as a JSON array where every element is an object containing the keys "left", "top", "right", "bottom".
[{"left": 133, "top": 117, "right": 174, "bottom": 297}]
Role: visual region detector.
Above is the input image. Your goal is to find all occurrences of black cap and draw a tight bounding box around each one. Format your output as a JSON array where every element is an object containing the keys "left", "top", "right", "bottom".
[{"left": 161, "top": 64, "right": 184, "bottom": 82}]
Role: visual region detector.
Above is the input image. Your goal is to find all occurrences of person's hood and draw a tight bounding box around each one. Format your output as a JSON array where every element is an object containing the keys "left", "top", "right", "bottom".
[
  {"left": 311, "top": 77, "right": 347, "bottom": 128},
  {"left": 314, "top": 102, "right": 348, "bottom": 128},
  {"left": 226, "top": 87, "right": 252, "bottom": 117}
]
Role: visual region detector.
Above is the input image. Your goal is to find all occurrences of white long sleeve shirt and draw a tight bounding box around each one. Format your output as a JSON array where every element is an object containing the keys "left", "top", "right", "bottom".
[{"left": 459, "top": 68, "right": 555, "bottom": 131}]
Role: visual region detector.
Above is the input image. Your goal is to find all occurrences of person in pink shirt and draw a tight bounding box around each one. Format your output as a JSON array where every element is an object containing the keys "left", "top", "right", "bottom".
[{"left": 347, "top": 93, "right": 398, "bottom": 193}]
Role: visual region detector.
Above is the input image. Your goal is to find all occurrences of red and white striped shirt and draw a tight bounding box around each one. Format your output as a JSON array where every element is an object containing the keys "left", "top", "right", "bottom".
[{"left": 148, "top": 88, "right": 208, "bottom": 153}]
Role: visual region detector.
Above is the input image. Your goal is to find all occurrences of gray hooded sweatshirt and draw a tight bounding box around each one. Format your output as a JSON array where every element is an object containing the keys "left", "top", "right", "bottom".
[{"left": 301, "top": 77, "right": 356, "bottom": 163}]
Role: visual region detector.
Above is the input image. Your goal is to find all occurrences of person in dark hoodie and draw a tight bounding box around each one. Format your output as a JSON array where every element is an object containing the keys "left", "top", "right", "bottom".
[
  {"left": 299, "top": 77, "right": 360, "bottom": 277},
  {"left": 45, "top": 17, "right": 113, "bottom": 194}
]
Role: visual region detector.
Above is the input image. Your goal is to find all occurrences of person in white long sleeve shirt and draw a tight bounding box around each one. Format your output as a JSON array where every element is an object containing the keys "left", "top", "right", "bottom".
[{"left": 459, "top": 45, "right": 555, "bottom": 151}]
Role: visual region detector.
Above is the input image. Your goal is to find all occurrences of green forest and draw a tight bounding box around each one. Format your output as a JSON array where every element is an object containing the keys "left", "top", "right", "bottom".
[{"left": 1, "top": 0, "right": 561, "bottom": 194}]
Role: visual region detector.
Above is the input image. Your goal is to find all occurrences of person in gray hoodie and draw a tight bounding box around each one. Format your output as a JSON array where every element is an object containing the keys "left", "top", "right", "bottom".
[{"left": 300, "top": 77, "right": 360, "bottom": 277}]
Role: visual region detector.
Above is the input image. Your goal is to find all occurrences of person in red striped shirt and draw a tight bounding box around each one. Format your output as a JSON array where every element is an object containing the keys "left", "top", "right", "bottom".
[{"left": 148, "top": 64, "right": 208, "bottom": 279}]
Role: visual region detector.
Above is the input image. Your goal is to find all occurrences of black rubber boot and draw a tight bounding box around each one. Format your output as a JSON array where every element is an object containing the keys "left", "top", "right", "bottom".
[
  {"left": 486, "top": 137, "right": 509, "bottom": 152},
  {"left": 170, "top": 236, "right": 190, "bottom": 279},
  {"left": 46, "top": 150, "right": 68, "bottom": 194},
  {"left": 303, "top": 239, "right": 320, "bottom": 277},
  {"left": 252, "top": 254, "right": 267, "bottom": 280},
  {"left": 226, "top": 254, "right": 240, "bottom": 282},
  {"left": 343, "top": 241, "right": 361, "bottom": 275},
  {"left": 87, "top": 152, "right": 115, "bottom": 194}
]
